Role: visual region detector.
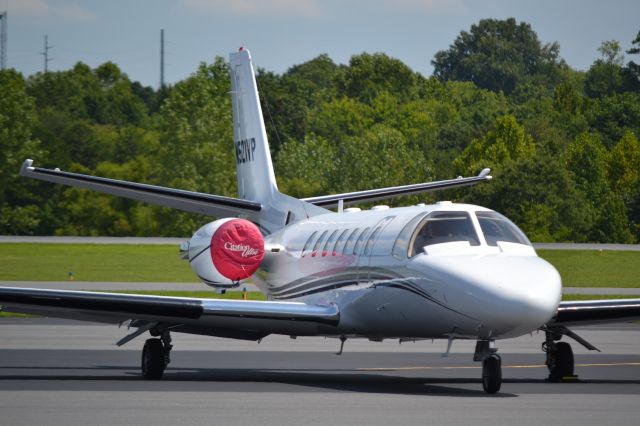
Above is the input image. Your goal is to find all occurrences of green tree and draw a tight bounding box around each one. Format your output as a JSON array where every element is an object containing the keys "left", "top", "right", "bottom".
[
  {"left": 565, "top": 133, "right": 633, "bottom": 242},
  {"left": 337, "top": 53, "right": 421, "bottom": 103},
  {"left": 27, "top": 62, "right": 148, "bottom": 127},
  {"left": 608, "top": 131, "right": 640, "bottom": 240},
  {"left": 275, "top": 135, "right": 338, "bottom": 198},
  {"left": 338, "top": 125, "right": 431, "bottom": 194},
  {"left": 624, "top": 30, "right": 640, "bottom": 91},
  {"left": 432, "top": 18, "right": 564, "bottom": 95},
  {"left": 153, "top": 58, "right": 236, "bottom": 235},
  {"left": 475, "top": 154, "right": 594, "bottom": 242},
  {"left": 454, "top": 115, "right": 535, "bottom": 176},
  {"left": 586, "top": 92, "right": 640, "bottom": 148},
  {"left": 608, "top": 131, "right": 640, "bottom": 197},
  {"left": 257, "top": 55, "right": 340, "bottom": 150},
  {"left": 585, "top": 40, "right": 626, "bottom": 98},
  {"left": 307, "top": 97, "right": 374, "bottom": 145},
  {"left": 0, "top": 70, "right": 43, "bottom": 234}
]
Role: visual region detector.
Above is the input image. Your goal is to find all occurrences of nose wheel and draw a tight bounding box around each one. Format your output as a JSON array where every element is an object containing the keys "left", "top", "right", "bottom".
[
  {"left": 481, "top": 354, "right": 502, "bottom": 394},
  {"left": 474, "top": 340, "right": 502, "bottom": 394}
]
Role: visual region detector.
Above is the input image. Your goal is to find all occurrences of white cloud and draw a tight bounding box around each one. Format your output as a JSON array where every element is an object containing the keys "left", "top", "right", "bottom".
[
  {"left": 57, "top": 3, "right": 95, "bottom": 21},
  {"left": 364, "top": 0, "right": 468, "bottom": 15},
  {"left": 7, "top": 0, "right": 49, "bottom": 16},
  {"left": 405, "top": 0, "right": 468, "bottom": 14},
  {"left": 180, "top": 0, "right": 467, "bottom": 18},
  {"left": 8, "top": 0, "right": 95, "bottom": 21},
  {"left": 181, "top": 0, "right": 323, "bottom": 17}
]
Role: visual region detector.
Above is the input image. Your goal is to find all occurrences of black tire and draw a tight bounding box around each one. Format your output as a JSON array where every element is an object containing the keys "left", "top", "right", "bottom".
[
  {"left": 141, "top": 338, "right": 165, "bottom": 380},
  {"left": 482, "top": 355, "right": 502, "bottom": 394},
  {"left": 549, "top": 342, "right": 574, "bottom": 379}
]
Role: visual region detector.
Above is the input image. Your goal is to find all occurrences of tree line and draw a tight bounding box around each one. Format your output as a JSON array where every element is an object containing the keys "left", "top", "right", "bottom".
[{"left": 1, "top": 18, "right": 639, "bottom": 242}]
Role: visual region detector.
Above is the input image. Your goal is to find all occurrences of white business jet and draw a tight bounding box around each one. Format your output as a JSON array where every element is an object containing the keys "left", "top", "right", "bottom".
[{"left": 2, "top": 48, "right": 639, "bottom": 394}]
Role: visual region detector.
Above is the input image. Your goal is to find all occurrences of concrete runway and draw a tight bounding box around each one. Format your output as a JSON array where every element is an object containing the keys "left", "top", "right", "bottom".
[{"left": 0, "top": 318, "right": 639, "bottom": 425}]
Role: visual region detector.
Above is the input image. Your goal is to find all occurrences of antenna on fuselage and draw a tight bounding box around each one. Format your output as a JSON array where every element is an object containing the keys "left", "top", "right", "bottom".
[{"left": 336, "top": 335, "right": 347, "bottom": 355}]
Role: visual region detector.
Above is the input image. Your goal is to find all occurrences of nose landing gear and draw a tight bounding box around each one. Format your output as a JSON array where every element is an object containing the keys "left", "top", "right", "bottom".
[
  {"left": 475, "top": 340, "right": 502, "bottom": 394},
  {"left": 482, "top": 354, "right": 502, "bottom": 394}
]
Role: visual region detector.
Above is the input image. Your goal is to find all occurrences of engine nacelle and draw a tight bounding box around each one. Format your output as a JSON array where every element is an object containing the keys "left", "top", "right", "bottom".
[{"left": 186, "top": 218, "right": 265, "bottom": 288}]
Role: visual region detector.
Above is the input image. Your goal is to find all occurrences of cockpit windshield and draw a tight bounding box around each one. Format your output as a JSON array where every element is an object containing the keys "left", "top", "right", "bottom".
[
  {"left": 409, "top": 211, "right": 480, "bottom": 256},
  {"left": 476, "top": 211, "right": 531, "bottom": 247}
]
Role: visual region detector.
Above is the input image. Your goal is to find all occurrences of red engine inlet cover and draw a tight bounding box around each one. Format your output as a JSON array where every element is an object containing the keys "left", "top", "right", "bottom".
[{"left": 210, "top": 219, "right": 264, "bottom": 281}]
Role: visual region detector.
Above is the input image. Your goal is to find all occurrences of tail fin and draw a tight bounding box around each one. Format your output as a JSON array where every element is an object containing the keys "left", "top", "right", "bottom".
[
  {"left": 228, "top": 48, "right": 327, "bottom": 231},
  {"left": 229, "top": 48, "right": 278, "bottom": 203}
]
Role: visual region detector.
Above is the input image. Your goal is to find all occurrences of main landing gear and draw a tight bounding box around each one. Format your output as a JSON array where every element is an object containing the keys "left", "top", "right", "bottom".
[
  {"left": 543, "top": 328, "right": 575, "bottom": 380},
  {"left": 141, "top": 329, "right": 173, "bottom": 379},
  {"left": 474, "top": 340, "right": 502, "bottom": 394}
]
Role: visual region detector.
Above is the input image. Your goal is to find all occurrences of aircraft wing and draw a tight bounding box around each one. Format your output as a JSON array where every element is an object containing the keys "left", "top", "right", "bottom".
[
  {"left": 550, "top": 298, "right": 640, "bottom": 326},
  {"left": 302, "top": 169, "right": 492, "bottom": 208},
  {"left": 0, "top": 287, "right": 340, "bottom": 341},
  {"left": 20, "top": 159, "right": 262, "bottom": 219}
]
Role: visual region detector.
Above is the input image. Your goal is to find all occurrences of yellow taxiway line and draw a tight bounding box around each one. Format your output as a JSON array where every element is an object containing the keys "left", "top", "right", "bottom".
[{"left": 357, "top": 362, "right": 640, "bottom": 372}]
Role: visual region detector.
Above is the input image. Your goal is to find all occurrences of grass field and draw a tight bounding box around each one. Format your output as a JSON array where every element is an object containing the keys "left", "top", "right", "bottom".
[
  {"left": 0, "top": 243, "right": 194, "bottom": 282},
  {"left": 1, "top": 243, "right": 639, "bottom": 288},
  {"left": 537, "top": 249, "right": 640, "bottom": 288}
]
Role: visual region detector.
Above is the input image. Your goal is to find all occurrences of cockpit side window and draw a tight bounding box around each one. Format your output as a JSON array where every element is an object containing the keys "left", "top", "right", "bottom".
[
  {"left": 410, "top": 211, "right": 480, "bottom": 256},
  {"left": 476, "top": 211, "right": 531, "bottom": 246}
]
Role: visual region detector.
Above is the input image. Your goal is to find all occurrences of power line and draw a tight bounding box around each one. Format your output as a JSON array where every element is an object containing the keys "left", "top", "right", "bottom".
[{"left": 40, "top": 34, "right": 53, "bottom": 73}]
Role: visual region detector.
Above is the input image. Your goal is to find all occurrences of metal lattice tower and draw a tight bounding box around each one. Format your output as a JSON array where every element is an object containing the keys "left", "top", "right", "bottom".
[
  {"left": 0, "top": 11, "right": 7, "bottom": 70},
  {"left": 40, "top": 35, "right": 52, "bottom": 73},
  {"left": 160, "top": 29, "right": 165, "bottom": 88}
]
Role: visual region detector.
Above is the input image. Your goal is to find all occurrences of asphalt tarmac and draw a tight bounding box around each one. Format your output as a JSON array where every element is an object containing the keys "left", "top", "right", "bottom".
[{"left": 0, "top": 318, "right": 639, "bottom": 425}]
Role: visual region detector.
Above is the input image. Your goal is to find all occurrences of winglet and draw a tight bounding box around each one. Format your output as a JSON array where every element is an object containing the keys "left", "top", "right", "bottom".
[{"left": 20, "top": 159, "right": 34, "bottom": 176}]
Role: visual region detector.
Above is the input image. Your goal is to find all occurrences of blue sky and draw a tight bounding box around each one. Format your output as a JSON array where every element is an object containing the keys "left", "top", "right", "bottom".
[{"left": 5, "top": 0, "right": 640, "bottom": 87}]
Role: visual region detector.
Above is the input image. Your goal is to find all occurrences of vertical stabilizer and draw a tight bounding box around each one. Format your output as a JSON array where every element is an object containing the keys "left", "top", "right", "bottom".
[
  {"left": 228, "top": 48, "right": 328, "bottom": 232},
  {"left": 229, "top": 48, "right": 278, "bottom": 202}
]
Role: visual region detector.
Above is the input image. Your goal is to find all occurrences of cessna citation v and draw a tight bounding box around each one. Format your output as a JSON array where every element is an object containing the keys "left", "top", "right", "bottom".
[{"left": 2, "top": 48, "right": 640, "bottom": 394}]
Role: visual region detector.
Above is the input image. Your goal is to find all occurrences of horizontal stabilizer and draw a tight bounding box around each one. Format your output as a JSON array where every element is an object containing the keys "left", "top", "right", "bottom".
[
  {"left": 20, "top": 159, "right": 261, "bottom": 219},
  {"left": 302, "top": 169, "right": 492, "bottom": 208}
]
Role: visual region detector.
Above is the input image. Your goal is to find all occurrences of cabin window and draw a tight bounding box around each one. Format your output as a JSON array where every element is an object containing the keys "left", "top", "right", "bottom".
[
  {"left": 410, "top": 211, "right": 480, "bottom": 256},
  {"left": 353, "top": 227, "right": 371, "bottom": 255},
  {"left": 301, "top": 231, "right": 318, "bottom": 257},
  {"left": 364, "top": 226, "right": 382, "bottom": 256},
  {"left": 322, "top": 230, "right": 340, "bottom": 256},
  {"left": 476, "top": 211, "right": 531, "bottom": 247},
  {"left": 312, "top": 230, "right": 328, "bottom": 257},
  {"left": 363, "top": 216, "right": 396, "bottom": 256},
  {"left": 333, "top": 229, "right": 350, "bottom": 255},
  {"left": 343, "top": 228, "right": 361, "bottom": 254}
]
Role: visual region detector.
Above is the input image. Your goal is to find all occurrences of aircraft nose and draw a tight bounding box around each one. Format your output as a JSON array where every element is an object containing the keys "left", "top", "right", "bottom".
[{"left": 419, "top": 255, "right": 562, "bottom": 338}]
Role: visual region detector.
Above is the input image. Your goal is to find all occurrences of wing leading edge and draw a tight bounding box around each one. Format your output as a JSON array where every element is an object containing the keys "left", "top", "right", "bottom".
[
  {"left": 20, "top": 159, "right": 262, "bottom": 219},
  {"left": 302, "top": 169, "right": 492, "bottom": 208},
  {"left": 0, "top": 287, "right": 340, "bottom": 339},
  {"left": 551, "top": 298, "right": 640, "bottom": 326}
]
